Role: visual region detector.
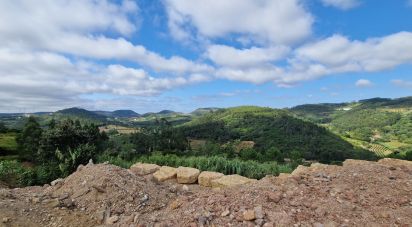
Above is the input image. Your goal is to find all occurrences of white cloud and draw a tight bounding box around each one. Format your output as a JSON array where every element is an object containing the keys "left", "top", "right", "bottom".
[
  {"left": 206, "top": 45, "right": 290, "bottom": 68},
  {"left": 391, "top": 79, "right": 412, "bottom": 89},
  {"left": 0, "top": 0, "right": 211, "bottom": 75},
  {"left": 320, "top": 0, "right": 360, "bottom": 10},
  {"left": 355, "top": 79, "right": 373, "bottom": 87},
  {"left": 164, "top": 0, "right": 313, "bottom": 45},
  {"left": 0, "top": 48, "right": 208, "bottom": 112}
]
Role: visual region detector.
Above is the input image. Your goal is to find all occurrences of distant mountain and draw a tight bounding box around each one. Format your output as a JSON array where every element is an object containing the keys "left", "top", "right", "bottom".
[
  {"left": 109, "top": 110, "right": 139, "bottom": 118},
  {"left": 55, "top": 107, "right": 107, "bottom": 122},
  {"left": 142, "top": 110, "right": 180, "bottom": 117},
  {"left": 191, "top": 108, "right": 222, "bottom": 116}
]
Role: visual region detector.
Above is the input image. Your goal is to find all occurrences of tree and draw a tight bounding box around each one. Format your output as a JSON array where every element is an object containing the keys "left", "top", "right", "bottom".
[
  {"left": 16, "top": 116, "right": 43, "bottom": 161},
  {"left": 0, "top": 122, "right": 7, "bottom": 133}
]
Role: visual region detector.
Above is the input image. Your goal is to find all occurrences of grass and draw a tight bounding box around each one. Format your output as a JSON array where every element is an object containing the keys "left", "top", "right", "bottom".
[
  {"left": 0, "top": 133, "right": 18, "bottom": 152},
  {"left": 98, "top": 153, "right": 293, "bottom": 179}
]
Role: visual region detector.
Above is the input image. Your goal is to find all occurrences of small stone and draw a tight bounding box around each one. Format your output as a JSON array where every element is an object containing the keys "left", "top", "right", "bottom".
[
  {"left": 267, "top": 192, "right": 282, "bottom": 203},
  {"left": 43, "top": 198, "right": 60, "bottom": 208},
  {"left": 169, "top": 200, "right": 182, "bottom": 210},
  {"left": 221, "top": 209, "right": 230, "bottom": 217},
  {"left": 182, "top": 185, "right": 189, "bottom": 191},
  {"left": 2, "top": 217, "right": 10, "bottom": 223},
  {"left": 106, "top": 215, "right": 119, "bottom": 224},
  {"left": 254, "top": 206, "right": 264, "bottom": 219},
  {"left": 51, "top": 178, "right": 64, "bottom": 186},
  {"left": 263, "top": 222, "right": 274, "bottom": 227},
  {"left": 313, "top": 223, "right": 324, "bottom": 227},
  {"left": 255, "top": 218, "right": 265, "bottom": 226},
  {"left": 32, "top": 197, "right": 41, "bottom": 204},
  {"left": 243, "top": 210, "right": 256, "bottom": 221}
]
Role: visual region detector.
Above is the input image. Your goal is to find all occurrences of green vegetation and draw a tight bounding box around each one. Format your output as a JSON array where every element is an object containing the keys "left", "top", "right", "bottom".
[
  {"left": 181, "top": 106, "right": 374, "bottom": 163},
  {"left": 290, "top": 97, "right": 412, "bottom": 156},
  {"left": 2, "top": 98, "right": 412, "bottom": 188},
  {"left": 98, "top": 153, "right": 293, "bottom": 179}
]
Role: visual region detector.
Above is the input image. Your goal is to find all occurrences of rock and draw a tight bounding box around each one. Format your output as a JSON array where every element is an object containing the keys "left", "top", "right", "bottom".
[
  {"left": 153, "top": 166, "right": 177, "bottom": 182},
  {"left": 43, "top": 198, "right": 60, "bottom": 208},
  {"left": 106, "top": 215, "right": 119, "bottom": 224},
  {"left": 210, "top": 175, "right": 255, "bottom": 188},
  {"left": 267, "top": 191, "right": 283, "bottom": 203},
  {"left": 94, "top": 210, "right": 106, "bottom": 224},
  {"left": 243, "top": 210, "right": 256, "bottom": 221},
  {"left": 130, "top": 163, "right": 160, "bottom": 176},
  {"left": 198, "top": 171, "right": 224, "bottom": 187},
  {"left": 51, "top": 178, "right": 64, "bottom": 186},
  {"left": 263, "top": 222, "right": 274, "bottom": 227},
  {"left": 292, "top": 165, "right": 309, "bottom": 176},
  {"left": 31, "top": 197, "right": 41, "bottom": 204},
  {"left": 169, "top": 199, "right": 182, "bottom": 210},
  {"left": 177, "top": 167, "right": 200, "bottom": 184},
  {"left": 313, "top": 223, "right": 324, "bottom": 227},
  {"left": 221, "top": 209, "right": 230, "bottom": 217},
  {"left": 182, "top": 185, "right": 189, "bottom": 191},
  {"left": 254, "top": 206, "right": 264, "bottom": 219},
  {"left": 2, "top": 217, "right": 10, "bottom": 223}
]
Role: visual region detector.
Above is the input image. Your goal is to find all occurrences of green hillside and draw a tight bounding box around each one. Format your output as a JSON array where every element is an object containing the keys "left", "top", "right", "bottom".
[
  {"left": 290, "top": 97, "right": 412, "bottom": 157},
  {"left": 181, "top": 106, "right": 373, "bottom": 162}
]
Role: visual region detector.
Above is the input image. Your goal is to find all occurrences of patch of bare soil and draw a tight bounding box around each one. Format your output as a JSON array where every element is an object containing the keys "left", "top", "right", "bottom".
[{"left": 0, "top": 158, "right": 411, "bottom": 227}]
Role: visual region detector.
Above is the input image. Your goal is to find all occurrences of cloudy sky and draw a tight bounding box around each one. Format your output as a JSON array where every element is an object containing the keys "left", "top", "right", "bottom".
[{"left": 0, "top": 0, "right": 411, "bottom": 113}]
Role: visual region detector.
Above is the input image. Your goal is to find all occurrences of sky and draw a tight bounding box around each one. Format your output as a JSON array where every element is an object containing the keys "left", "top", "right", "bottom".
[{"left": 0, "top": 0, "right": 411, "bottom": 113}]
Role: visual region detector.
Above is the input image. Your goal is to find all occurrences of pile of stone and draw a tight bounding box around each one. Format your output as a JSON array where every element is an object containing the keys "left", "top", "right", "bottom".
[{"left": 130, "top": 163, "right": 256, "bottom": 188}]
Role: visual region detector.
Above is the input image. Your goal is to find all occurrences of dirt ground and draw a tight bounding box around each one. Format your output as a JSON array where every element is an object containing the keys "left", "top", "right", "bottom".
[{"left": 0, "top": 158, "right": 411, "bottom": 227}]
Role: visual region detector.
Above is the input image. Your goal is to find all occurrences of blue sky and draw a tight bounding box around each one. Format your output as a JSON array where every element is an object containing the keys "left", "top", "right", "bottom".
[{"left": 0, "top": 0, "right": 411, "bottom": 113}]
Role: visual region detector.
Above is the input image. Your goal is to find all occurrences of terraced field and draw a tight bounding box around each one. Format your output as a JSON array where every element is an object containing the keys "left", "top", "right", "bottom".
[{"left": 368, "top": 143, "right": 393, "bottom": 157}]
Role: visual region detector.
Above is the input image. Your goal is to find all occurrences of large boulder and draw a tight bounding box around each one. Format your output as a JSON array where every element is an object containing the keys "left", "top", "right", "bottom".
[
  {"left": 130, "top": 163, "right": 160, "bottom": 176},
  {"left": 198, "top": 171, "right": 224, "bottom": 187},
  {"left": 153, "top": 166, "right": 177, "bottom": 182},
  {"left": 176, "top": 167, "right": 200, "bottom": 184},
  {"left": 210, "top": 174, "right": 255, "bottom": 188}
]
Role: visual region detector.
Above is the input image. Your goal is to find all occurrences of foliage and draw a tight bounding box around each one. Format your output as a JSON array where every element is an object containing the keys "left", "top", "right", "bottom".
[
  {"left": 0, "top": 160, "right": 35, "bottom": 187},
  {"left": 16, "top": 116, "right": 43, "bottom": 161},
  {"left": 181, "top": 106, "right": 368, "bottom": 163},
  {"left": 0, "top": 132, "right": 18, "bottom": 155},
  {"left": 98, "top": 153, "right": 293, "bottom": 179}
]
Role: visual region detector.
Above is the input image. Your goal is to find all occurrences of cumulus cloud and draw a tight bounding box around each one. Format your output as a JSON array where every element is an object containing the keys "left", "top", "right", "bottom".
[
  {"left": 355, "top": 79, "right": 373, "bottom": 87},
  {"left": 320, "top": 0, "right": 360, "bottom": 10},
  {"left": 164, "top": 0, "right": 313, "bottom": 45},
  {"left": 0, "top": 48, "right": 208, "bottom": 112}
]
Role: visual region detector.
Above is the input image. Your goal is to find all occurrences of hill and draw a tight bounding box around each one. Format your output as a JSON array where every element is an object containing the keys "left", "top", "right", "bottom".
[
  {"left": 111, "top": 110, "right": 140, "bottom": 118},
  {"left": 181, "top": 106, "right": 373, "bottom": 162},
  {"left": 290, "top": 97, "right": 412, "bottom": 157},
  {"left": 55, "top": 107, "right": 107, "bottom": 124}
]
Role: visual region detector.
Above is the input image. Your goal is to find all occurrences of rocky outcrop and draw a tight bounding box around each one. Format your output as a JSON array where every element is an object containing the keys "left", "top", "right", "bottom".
[
  {"left": 153, "top": 166, "right": 177, "bottom": 182},
  {"left": 176, "top": 167, "right": 200, "bottom": 184},
  {"left": 130, "top": 163, "right": 160, "bottom": 176},
  {"left": 198, "top": 171, "right": 224, "bottom": 187},
  {"left": 210, "top": 174, "right": 255, "bottom": 188}
]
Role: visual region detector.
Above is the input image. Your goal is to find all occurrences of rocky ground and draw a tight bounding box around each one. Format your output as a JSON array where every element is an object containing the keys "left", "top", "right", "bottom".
[{"left": 0, "top": 158, "right": 411, "bottom": 227}]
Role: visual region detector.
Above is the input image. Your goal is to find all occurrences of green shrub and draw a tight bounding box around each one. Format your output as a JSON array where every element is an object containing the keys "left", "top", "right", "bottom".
[{"left": 98, "top": 153, "right": 293, "bottom": 179}]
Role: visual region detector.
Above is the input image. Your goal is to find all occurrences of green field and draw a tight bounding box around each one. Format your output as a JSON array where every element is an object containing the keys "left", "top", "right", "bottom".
[{"left": 0, "top": 133, "right": 18, "bottom": 153}]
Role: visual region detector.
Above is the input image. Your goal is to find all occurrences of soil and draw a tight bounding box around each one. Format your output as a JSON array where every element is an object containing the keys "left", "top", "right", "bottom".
[{"left": 0, "top": 158, "right": 411, "bottom": 227}]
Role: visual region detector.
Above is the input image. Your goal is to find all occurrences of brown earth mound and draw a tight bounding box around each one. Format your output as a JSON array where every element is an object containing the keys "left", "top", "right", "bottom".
[{"left": 0, "top": 159, "right": 411, "bottom": 227}]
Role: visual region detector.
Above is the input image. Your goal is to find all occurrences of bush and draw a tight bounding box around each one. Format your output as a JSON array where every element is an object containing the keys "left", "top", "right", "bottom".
[
  {"left": 98, "top": 153, "right": 293, "bottom": 179},
  {"left": 0, "top": 160, "right": 35, "bottom": 187}
]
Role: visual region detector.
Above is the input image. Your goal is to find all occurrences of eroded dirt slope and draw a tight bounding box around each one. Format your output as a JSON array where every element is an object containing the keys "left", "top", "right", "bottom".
[{"left": 0, "top": 158, "right": 411, "bottom": 227}]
